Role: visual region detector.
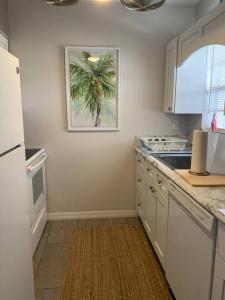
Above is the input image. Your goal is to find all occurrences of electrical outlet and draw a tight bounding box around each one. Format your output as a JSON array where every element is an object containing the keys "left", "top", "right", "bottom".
[{"left": 173, "top": 120, "right": 179, "bottom": 130}]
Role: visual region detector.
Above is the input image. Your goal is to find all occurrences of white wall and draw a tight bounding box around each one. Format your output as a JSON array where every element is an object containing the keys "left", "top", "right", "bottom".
[
  {"left": 9, "top": 0, "right": 195, "bottom": 214},
  {"left": 0, "top": 0, "right": 9, "bottom": 36},
  {"left": 196, "top": 0, "right": 220, "bottom": 20}
]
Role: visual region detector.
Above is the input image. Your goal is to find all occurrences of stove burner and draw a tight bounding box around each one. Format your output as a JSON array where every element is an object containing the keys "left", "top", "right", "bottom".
[{"left": 25, "top": 148, "right": 42, "bottom": 161}]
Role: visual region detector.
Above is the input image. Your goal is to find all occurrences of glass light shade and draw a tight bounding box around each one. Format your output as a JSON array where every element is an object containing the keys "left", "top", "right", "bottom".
[
  {"left": 45, "top": 0, "right": 78, "bottom": 6},
  {"left": 120, "top": 0, "right": 166, "bottom": 11}
]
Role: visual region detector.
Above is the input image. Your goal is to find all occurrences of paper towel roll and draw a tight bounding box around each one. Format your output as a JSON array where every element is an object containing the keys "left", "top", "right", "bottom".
[{"left": 191, "top": 130, "right": 208, "bottom": 175}]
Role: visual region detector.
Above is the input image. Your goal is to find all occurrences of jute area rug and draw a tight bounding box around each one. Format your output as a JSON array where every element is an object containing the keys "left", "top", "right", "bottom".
[{"left": 61, "top": 224, "right": 173, "bottom": 300}]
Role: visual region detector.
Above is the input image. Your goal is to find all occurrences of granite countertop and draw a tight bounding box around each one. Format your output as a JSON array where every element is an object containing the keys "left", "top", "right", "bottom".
[{"left": 135, "top": 147, "right": 225, "bottom": 224}]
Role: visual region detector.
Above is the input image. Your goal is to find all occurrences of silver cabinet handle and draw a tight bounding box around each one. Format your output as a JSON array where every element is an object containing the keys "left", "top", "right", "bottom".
[{"left": 157, "top": 178, "right": 162, "bottom": 187}]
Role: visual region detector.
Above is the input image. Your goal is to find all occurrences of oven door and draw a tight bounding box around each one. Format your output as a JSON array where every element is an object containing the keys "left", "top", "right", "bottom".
[{"left": 27, "top": 153, "right": 47, "bottom": 227}]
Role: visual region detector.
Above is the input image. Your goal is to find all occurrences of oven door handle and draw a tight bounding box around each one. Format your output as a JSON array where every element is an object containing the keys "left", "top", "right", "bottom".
[{"left": 27, "top": 153, "right": 47, "bottom": 174}]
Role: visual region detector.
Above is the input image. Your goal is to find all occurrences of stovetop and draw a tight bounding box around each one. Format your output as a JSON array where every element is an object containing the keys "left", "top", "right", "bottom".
[
  {"left": 151, "top": 153, "right": 192, "bottom": 170},
  {"left": 25, "top": 148, "right": 42, "bottom": 161}
]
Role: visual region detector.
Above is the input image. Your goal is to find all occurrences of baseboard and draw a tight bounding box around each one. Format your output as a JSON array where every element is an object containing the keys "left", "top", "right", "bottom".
[{"left": 48, "top": 210, "right": 137, "bottom": 221}]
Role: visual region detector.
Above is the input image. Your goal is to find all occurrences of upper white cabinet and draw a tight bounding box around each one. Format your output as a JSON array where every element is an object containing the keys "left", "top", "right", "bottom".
[
  {"left": 164, "top": 2, "right": 225, "bottom": 114},
  {"left": 164, "top": 38, "right": 178, "bottom": 113},
  {"left": 164, "top": 38, "right": 207, "bottom": 114},
  {"left": 178, "top": 24, "right": 203, "bottom": 66},
  {"left": 178, "top": 2, "right": 225, "bottom": 64},
  {"left": 202, "top": 3, "right": 225, "bottom": 47}
]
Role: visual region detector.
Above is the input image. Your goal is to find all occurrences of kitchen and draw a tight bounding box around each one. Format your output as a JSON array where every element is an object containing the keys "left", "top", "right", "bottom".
[{"left": 1, "top": 0, "right": 225, "bottom": 299}]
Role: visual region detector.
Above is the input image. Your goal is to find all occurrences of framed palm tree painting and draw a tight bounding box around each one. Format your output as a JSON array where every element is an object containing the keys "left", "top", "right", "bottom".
[{"left": 65, "top": 47, "right": 119, "bottom": 131}]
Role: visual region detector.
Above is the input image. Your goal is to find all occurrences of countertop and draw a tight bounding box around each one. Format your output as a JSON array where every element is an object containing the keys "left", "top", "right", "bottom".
[{"left": 135, "top": 147, "right": 225, "bottom": 224}]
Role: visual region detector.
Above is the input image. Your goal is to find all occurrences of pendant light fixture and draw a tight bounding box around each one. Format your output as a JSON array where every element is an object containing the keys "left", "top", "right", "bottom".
[
  {"left": 45, "top": 0, "right": 78, "bottom": 6},
  {"left": 45, "top": 0, "right": 165, "bottom": 10},
  {"left": 120, "top": 0, "right": 166, "bottom": 11}
]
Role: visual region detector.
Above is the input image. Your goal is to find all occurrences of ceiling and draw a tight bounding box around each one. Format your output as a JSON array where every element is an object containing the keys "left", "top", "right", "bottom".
[{"left": 166, "top": 0, "right": 200, "bottom": 5}]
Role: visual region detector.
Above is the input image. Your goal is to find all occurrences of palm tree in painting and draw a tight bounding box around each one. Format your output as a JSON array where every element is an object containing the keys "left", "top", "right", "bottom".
[{"left": 70, "top": 51, "right": 116, "bottom": 127}]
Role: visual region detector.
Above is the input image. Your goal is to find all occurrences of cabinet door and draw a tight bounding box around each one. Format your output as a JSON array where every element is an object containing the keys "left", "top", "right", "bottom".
[
  {"left": 136, "top": 153, "right": 145, "bottom": 174},
  {"left": 164, "top": 38, "right": 178, "bottom": 113},
  {"left": 175, "top": 46, "right": 207, "bottom": 114},
  {"left": 136, "top": 171, "right": 146, "bottom": 221},
  {"left": 144, "top": 182, "right": 156, "bottom": 243},
  {"left": 136, "top": 153, "right": 146, "bottom": 221},
  {"left": 178, "top": 24, "right": 202, "bottom": 66},
  {"left": 217, "top": 222, "right": 225, "bottom": 262},
  {"left": 154, "top": 190, "right": 168, "bottom": 269},
  {"left": 212, "top": 254, "right": 225, "bottom": 300}
]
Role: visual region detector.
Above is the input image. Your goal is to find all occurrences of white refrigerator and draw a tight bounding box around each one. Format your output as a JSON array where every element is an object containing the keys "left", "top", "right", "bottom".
[{"left": 0, "top": 47, "right": 35, "bottom": 299}]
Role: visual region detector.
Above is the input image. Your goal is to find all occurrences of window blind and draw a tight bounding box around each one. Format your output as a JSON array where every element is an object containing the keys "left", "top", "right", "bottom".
[{"left": 207, "top": 45, "right": 225, "bottom": 129}]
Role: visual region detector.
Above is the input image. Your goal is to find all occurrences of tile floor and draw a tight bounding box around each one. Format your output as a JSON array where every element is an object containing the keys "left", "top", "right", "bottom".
[{"left": 33, "top": 217, "right": 141, "bottom": 299}]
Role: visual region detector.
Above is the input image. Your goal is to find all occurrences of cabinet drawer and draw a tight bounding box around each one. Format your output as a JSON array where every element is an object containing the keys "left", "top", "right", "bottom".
[
  {"left": 217, "top": 222, "right": 225, "bottom": 261},
  {"left": 136, "top": 172, "right": 144, "bottom": 185},
  {"left": 136, "top": 153, "right": 145, "bottom": 173},
  {"left": 145, "top": 161, "right": 155, "bottom": 182},
  {"left": 155, "top": 170, "right": 168, "bottom": 197}
]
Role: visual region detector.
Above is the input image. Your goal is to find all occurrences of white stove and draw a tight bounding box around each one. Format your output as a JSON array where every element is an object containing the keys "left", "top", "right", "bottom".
[
  {"left": 25, "top": 148, "right": 47, "bottom": 255},
  {"left": 25, "top": 148, "right": 45, "bottom": 166}
]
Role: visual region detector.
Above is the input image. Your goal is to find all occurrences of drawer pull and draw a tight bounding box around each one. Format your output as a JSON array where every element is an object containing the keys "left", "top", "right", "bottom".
[
  {"left": 138, "top": 179, "right": 141, "bottom": 183},
  {"left": 138, "top": 160, "right": 141, "bottom": 163},
  {"left": 149, "top": 186, "right": 155, "bottom": 192},
  {"left": 137, "top": 202, "right": 142, "bottom": 207},
  {"left": 157, "top": 179, "right": 163, "bottom": 187}
]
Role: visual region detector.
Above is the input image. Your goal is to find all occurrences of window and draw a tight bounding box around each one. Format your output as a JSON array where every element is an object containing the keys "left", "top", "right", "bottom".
[{"left": 204, "top": 45, "right": 225, "bottom": 131}]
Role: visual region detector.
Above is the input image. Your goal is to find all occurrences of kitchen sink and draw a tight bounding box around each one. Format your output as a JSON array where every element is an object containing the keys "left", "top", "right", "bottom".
[{"left": 151, "top": 153, "right": 192, "bottom": 170}]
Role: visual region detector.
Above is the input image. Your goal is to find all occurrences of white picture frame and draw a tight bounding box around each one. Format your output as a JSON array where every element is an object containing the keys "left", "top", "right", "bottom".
[{"left": 65, "top": 46, "right": 120, "bottom": 132}]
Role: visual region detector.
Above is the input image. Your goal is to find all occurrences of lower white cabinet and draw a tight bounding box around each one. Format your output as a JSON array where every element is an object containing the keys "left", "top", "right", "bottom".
[
  {"left": 212, "top": 222, "right": 225, "bottom": 300},
  {"left": 212, "top": 254, "right": 225, "bottom": 300},
  {"left": 144, "top": 180, "right": 156, "bottom": 243},
  {"left": 136, "top": 153, "right": 146, "bottom": 221},
  {"left": 140, "top": 156, "right": 168, "bottom": 270},
  {"left": 136, "top": 151, "right": 225, "bottom": 299},
  {"left": 154, "top": 190, "right": 168, "bottom": 269},
  {"left": 136, "top": 171, "right": 146, "bottom": 221}
]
